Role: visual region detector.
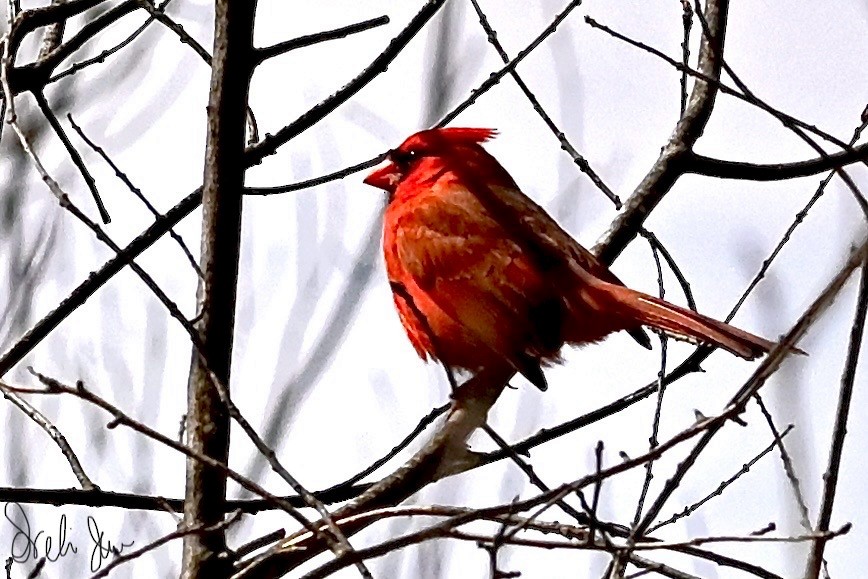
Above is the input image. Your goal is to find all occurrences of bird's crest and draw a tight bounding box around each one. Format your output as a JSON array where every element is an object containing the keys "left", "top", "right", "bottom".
[
  {"left": 395, "top": 128, "right": 498, "bottom": 157},
  {"left": 434, "top": 127, "right": 498, "bottom": 145}
]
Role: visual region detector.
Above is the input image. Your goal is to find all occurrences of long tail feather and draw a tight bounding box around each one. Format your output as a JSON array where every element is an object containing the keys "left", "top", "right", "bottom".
[{"left": 606, "top": 285, "right": 777, "bottom": 360}]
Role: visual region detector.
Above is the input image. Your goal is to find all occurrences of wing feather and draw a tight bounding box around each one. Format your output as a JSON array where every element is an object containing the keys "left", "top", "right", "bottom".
[{"left": 391, "top": 186, "right": 551, "bottom": 363}]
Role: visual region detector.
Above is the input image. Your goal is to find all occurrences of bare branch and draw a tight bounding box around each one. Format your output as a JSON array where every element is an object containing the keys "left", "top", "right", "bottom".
[
  {"left": 690, "top": 145, "right": 868, "bottom": 181},
  {"left": 649, "top": 425, "right": 795, "bottom": 532},
  {"left": 753, "top": 395, "right": 812, "bottom": 532},
  {"left": 66, "top": 113, "right": 203, "bottom": 279},
  {"left": 318, "top": 403, "right": 450, "bottom": 495},
  {"left": 0, "top": 0, "right": 440, "bottom": 378},
  {"left": 12, "top": 0, "right": 140, "bottom": 91},
  {"left": 234, "top": 365, "right": 516, "bottom": 578},
  {"left": 468, "top": 0, "right": 621, "bottom": 207},
  {"left": 678, "top": 0, "right": 692, "bottom": 116},
  {"left": 15, "top": 372, "right": 324, "bottom": 534},
  {"left": 8, "top": 0, "right": 110, "bottom": 50},
  {"left": 593, "top": 0, "right": 729, "bottom": 264},
  {"left": 180, "top": 0, "right": 255, "bottom": 574},
  {"left": 438, "top": 0, "right": 583, "bottom": 128},
  {"left": 32, "top": 91, "right": 110, "bottom": 223},
  {"left": 804, "top": 252, "right": 868, "bottom": 578},
  {"left": 633, "top": 239, "right": 868, "bottom": 535},
  {"left": 724, "top": 109, "right": 868, "bottom": 323},
  {"left": 0, "top": 482, "right": 371, "bottom": 513},
  {"left": 37, "top": 0, "right": 68, "bottom": 60},
  {"left": 248, "top": 0, "right": 447, "bottom": 165},
  {"left": 0, "top": 383, "right": 96, "bottom": 490},
  {"left": 48, "top": 0, "right": 178, "bottom": 83},
  {"left": 253, "top": 15, "right": 390, "bottom": 65}
]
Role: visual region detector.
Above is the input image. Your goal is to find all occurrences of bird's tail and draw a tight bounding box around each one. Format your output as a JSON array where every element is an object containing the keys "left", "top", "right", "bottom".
[{"left": 602, "top": 284, "right": 778, "bottom": 360}]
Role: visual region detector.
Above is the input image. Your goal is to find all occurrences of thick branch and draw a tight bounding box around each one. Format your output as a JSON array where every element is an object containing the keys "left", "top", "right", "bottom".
[
  {"left": 234, "top": 366, "right": 515, "bottom": 579},
  {"left": 181, "top": 0, "right": 256, "bottom": 576},
  {"left": 690, "top": 144, "right": 868, "bottom": 181},
  {"left": 593, "top": 0, "right": 729, "bottom": 264}
]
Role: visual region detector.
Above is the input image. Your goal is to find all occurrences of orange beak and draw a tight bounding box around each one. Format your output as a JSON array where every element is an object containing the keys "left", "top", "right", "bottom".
[{"left": 363, "top": 161, "right": 403, "bottom": 192}]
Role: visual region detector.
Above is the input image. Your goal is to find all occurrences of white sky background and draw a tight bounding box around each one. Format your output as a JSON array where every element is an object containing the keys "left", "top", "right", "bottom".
[{"left": 0, "top": 0, "right": 867, "bottom": 577}]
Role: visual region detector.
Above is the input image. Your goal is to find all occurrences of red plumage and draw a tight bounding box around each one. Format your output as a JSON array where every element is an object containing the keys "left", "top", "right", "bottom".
[{"left": 365, "top": 128, "right": 775, "bottom": 390}]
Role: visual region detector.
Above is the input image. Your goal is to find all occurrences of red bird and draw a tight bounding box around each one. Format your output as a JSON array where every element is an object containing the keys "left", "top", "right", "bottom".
[{"left": 365, "top": 128, "right": 775, "bottom": 391}]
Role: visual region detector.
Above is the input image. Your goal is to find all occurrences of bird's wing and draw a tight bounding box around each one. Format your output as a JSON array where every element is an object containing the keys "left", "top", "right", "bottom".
[
  {"left": 485, "top": 185, "right": 619, "bottom": 282},
  {"left": 391, "top": 187, "right": 558, "bottom": 385},
  {"left": 483, "top": 184, "right": 653, "bottom": 349}
]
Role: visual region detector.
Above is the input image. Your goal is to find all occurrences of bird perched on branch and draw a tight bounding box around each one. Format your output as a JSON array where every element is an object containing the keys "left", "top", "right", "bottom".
[{"left": 365, "top": 127, "right": 776, "bottom": 391}]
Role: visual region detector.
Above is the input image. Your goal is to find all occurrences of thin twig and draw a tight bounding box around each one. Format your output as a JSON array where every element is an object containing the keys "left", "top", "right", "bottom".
[
  {"left": 253, "top": 15, "right": 390, "bottom": 64},
  {"left": 245, "top": 154, "right": 386, "bottom": 196},
  {"left": 133, "top": 0, "right": 211, "bottom": 63},
  {"left": 20, "top": 371, "right": 324, "bottom": 537},
  {"left": 589, "top": 441, "right": 605, "bottom": 545},
  {"left": 437, "top": 0, "right": 584, "bottom": 129},
  {"left": 48, "top": 0, "right": 177, "bottom": 83},
  {"left": 481, "top": 424, "right": 589, "bottom": 525},
  {"left": 640, "top": 229, "right": 697, "bottom": 310},
  {"left": 753, "top": 395, "right": 812, "bottom": 531},
  {"left": 468, "top": 0, "right": 621, "bottom": 207},
  {"left": 66, "top": 113, "right": 203, "bottom": 278},
  {"left": 633, "top": 239, "right": 867, "bottom": 535},
  {"left": 0, "top": 383, "right": 96, "bottom": 490},
  {"left": 649, "top": 424, "right": 795, "bottom": 532},
  {"left": 32, "top": 90, "right": 110, "bottom": 222},
  {"left": 724, "top": 109, "right": 868, "bottom": 323},
  {"left": 678, "top": 0, "right": 693, "bottom": 116},
  {"left": 632, "top": 236, "right": 671, "bottom": 528},
  {"left": 804, "top": 252, "right": 868, "bottom": 578},
  {"left": 317, "top": 403, "right": 450, "bottom": 495}
]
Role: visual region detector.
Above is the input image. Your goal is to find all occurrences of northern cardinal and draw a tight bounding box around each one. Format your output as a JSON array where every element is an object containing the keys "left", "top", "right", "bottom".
[{"left": 365, "top": 128, "right": 775, "bottom": 391}]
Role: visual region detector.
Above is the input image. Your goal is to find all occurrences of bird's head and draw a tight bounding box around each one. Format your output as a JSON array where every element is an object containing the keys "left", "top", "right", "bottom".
[{"left": 363, "top": 128, "right": 498, "bottom": 193}]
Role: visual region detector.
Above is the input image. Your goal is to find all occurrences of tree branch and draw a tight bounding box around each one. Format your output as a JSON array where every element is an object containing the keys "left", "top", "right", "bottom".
[
  {"left": 252, "top": 15, "right": 389, "bottom": 65},
  {"left": 804, "top": 251, "right": 868, "bottom": 578},
  {"left": 690, "top": 144, "right": 868, "bottom": 181},
  {"left": 594, "top": 0, "right": 729, "bottom": 264},
  {"left": 180, "top": 0, "right": 256, "bottom": 574}
]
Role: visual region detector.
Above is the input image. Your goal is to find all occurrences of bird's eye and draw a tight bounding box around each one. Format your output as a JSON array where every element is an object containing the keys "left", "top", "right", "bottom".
[{"left": 390, "top": 148, "right": 419, "bottom": 167}]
